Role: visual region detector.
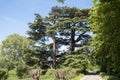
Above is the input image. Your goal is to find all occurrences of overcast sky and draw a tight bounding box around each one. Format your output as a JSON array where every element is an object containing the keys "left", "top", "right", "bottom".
[{"left": 0, "top": 0, "right": 93, "bottom": 44}]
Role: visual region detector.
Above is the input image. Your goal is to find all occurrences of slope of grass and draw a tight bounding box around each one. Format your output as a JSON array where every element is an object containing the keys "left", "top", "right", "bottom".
[{"left": 100, "top": 72, "right": 120, "bottom": 80}]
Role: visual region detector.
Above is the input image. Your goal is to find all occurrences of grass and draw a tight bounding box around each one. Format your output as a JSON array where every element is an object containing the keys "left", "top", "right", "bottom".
[
  {"left": 71, "top": 74, "right": 84, "bottom": 80},
  {"left": 100, "top": 72, "right": 120, "bottom": 80},
  {"left": 40, "top": 73, "right": 84, "bottom": 80},
  {"left": 40, "top": 75, "right": 54, "bottom": 80},
  {"left": 6, "top": 69, "right": 84, "bottom": 80},
  {"left": 6, "top": 69, "right": 55, "bottom": 80},
  {"left": 7, "top": 69, "right": 32, "bottom": 80}
]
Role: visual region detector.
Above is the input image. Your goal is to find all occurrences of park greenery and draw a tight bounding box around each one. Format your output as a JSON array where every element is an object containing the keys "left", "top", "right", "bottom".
[{"left": 0, "top": 0, "right": 120, "bottom": 80}]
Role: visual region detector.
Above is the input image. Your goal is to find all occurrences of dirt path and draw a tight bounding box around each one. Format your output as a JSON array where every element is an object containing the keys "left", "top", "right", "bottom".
[
  {"left": 80, "top": 75, "right": 103, "bottom": 80},
  {"left": 80, "top": 71, "right": 103, "bottom": 80}
]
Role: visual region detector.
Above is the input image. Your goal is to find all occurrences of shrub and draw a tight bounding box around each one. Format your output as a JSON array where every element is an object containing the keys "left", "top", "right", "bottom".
[
  {"left": 55, "top": 69, "right": 69, "bottom": 80},
  {"left": 45, "top": 69, "right": 55, "bottom": 77},
  {"left": 16, "top": 64, "right": 28, "bottom": 79},
  {"left": 0, "top": 69, "right": 8, "bottom": 80},
  {"left": 40, "top": 69, "right": 55, "bottom": 80},
  {"left": 55, "top": 68, "right": 81, "bottom": 80},
  {"left": 62, "top": 53, "right": 89, "bottom": 74},
  {"left": 115, "top": 72, "right": 120, "bottom": 78}
]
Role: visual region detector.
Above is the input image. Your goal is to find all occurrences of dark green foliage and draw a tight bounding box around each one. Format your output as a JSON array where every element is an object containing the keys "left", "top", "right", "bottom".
[
  {"left": 56, "top": 6, "right": 91, "bottom": 51},
  {"left": 89, "top": 0, "right": 120, "bottom": 76},
  {"left": 0, "top": 59, "right": 15, "bottom": 71},
  {"left": 23, "top": 48, "right": 39, "bottom": 67},
  {"left": 42, "top": 69, "right": 55, "bottom": 79},
  {"left": 62, "top": 53, "right": 89, "bottom": 74},
  {"left": 100, "top": 72, "right": 120, "bottom": 80},
  {"left": 0, "top": 69, "right": 8, "bottom": 80},
  {"left": 27, "top": 13, "right": 56, "bottom": 68},
  {"left": 16, "top": 64, "right": 28, "bottom": 79},
  {"left": 33, "top": 44, "right": 53, "bottom": 69},
  {"left": 27, "top": 14, "right": 46, "bottom": 43}
]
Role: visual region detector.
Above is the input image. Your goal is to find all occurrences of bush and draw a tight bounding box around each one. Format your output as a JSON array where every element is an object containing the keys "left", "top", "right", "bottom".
[
  {"left": 45, "top": 69, "right": 55, "bottom": 78},
  {"left": 16, "top": 64, "right": 28, "bottom": 79},
  {"left": 40, "top": 69, "right": 55, "bottom": 80},
  {"left": 40, "top": 68, "right": 78, "bottom": 80},
  {"left": 0, "top": 69, "right": 8, "bottom": 80},
  {"left": 55, "top": 68, "right": 81, "bottom": 80},
  {"left": 66, "top": 68, "right": 80, "bottom": 79},
  {"left": 115, "top": 72, "right": 120, "bottom": 78},
  {"left": 40, "top": 68, "right": 84, "bottom": 80},
  {"left": 62, "top": 54, "right": 89, "bottom": 74}
]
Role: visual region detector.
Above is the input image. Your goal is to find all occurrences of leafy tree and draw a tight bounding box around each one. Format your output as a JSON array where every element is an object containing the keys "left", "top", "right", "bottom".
[
  {"left": 0, "top": 34, "right": 35, "bottom": 70},
  {"left": 0, "top": 69, "right": 8, "bottom": 80},
  {"left": 89, "top": 0, "right": 120, "bottom": 75}
]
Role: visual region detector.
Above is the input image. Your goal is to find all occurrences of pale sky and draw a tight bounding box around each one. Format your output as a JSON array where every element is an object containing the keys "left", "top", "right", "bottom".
[{"left": 0, "top": 0, "right": 93, "bottom": 44}]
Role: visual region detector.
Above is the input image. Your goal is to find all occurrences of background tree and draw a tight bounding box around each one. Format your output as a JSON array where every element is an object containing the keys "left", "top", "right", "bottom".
[{"left": 0, "top": 34, "right": 35, "bottom": 71}]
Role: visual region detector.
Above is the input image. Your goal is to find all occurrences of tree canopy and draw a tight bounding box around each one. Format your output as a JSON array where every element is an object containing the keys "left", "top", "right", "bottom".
[
  {"left": 0, "top": 34, "right": 35, "bottom": 70},
  {"left": 89, "top": 0, "right": 120, "bottom": 75}
]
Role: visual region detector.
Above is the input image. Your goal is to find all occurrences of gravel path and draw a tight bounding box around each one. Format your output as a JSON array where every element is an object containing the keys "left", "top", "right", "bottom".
[{"left": 80, "top": 75, "right": 103, "bottom": 80}]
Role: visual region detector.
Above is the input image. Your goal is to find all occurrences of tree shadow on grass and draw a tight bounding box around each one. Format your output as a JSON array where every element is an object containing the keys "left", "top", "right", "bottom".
[{"left": 107, "top": 76, "right": 120, "bottom": 80}]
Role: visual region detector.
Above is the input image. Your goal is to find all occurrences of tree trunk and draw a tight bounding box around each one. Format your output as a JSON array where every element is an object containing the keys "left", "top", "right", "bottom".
[
  {"left": 52, "top": 35, "right": 56, "bottom": 69},
  {"left": 71, "top": 29, "right": 75, "bottom": 51}
]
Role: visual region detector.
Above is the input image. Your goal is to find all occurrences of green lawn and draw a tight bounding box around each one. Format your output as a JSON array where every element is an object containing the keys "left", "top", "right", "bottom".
[
  {"left": 6, "top": 69, "right": 32, "bottom": 80},
  {"left": 7, "top": 69, "right": 84, "bottom": 80}
]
